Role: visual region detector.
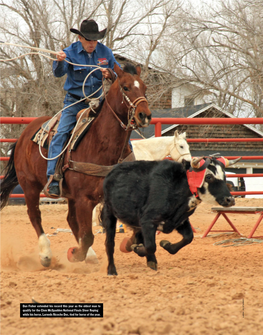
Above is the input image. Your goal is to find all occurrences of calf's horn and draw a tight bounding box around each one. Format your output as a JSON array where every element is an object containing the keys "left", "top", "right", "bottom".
[
  {"left": 191, "top": 157, "right": 204, "bottom": 169},
  {"left": 225, "top": 157, "right": 242, "bottom": 167}
]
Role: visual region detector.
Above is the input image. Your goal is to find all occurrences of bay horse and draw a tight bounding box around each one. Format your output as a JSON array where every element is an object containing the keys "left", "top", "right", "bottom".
[{"left": 0, "top": 63, "right": 152, "bottom": 267}]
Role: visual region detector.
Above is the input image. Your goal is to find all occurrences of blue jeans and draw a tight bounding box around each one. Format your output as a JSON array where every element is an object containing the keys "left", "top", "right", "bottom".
[{"left": 47, "top": 94, "right": 89, "bottom": 180}]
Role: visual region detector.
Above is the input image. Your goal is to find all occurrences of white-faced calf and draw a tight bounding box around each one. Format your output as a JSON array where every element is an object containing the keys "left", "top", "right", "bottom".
[{"left": 101, "top": 156, "right": 240, "bottom": 275}]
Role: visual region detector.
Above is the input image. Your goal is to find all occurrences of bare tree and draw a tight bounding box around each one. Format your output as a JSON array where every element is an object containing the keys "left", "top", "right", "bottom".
[
  {"left": 2, "top": 0, "right": 263, "bottom": 134},
  {"left": 98, "top": 0, "right": 184, "bottom": 109},
  {"left": 161, "top": 0, "right": 263, "bottom": 120},
  {"left": 0, "top": 0, "right": 183, "bottom": 160}
]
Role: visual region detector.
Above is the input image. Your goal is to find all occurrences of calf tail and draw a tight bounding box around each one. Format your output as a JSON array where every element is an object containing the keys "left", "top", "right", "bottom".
[
  {"left": 99, "top": 201, "right": 105, "bottom": 227},
  {"left": 0, "top": 142, "right": 18, "bottom": 210}
]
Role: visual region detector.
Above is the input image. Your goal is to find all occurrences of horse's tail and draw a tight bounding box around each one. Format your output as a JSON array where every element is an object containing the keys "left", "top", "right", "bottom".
[{"left": 0, "top": 142, "right": 18, "bottom": 210}]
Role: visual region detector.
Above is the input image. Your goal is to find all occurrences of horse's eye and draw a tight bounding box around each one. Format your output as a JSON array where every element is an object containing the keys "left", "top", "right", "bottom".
[
  {"left": 180, "top": 145, "right": 184, "bottom": 149},
  {"left": 123, "top": 86, "right": 129, "bottom": 91}
]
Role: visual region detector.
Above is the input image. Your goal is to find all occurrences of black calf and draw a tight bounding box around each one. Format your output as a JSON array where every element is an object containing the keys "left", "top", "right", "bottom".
[{"left": 102, "top": 158, "right": 234, "bottom": 275}]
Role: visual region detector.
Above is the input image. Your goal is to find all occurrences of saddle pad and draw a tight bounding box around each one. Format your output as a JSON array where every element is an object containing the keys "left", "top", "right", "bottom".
[
  {"left": 31, "top": 112, "right": 62, "bottom": 149},
  {"left": 31, "top": 124, "right": 51, "bottom": 149}
]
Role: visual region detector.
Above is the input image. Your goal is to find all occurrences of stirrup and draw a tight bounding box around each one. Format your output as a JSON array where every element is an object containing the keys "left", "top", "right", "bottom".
[{"left": 43, "top": 175, "right": 63, "bottom": 199}]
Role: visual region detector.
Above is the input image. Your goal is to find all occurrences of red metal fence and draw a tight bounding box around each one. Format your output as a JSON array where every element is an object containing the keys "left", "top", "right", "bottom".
[{"left": 1, "top": 116, "right": 263, "bottom": 197}]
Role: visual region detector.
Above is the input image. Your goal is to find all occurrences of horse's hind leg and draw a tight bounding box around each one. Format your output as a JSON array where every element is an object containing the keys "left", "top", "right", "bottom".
[
  {"left": 66, "top": 199, "right": 98, "bottom": 264},
  {"left": 24, "top": 186, "right": 52, "bottom": 267}
]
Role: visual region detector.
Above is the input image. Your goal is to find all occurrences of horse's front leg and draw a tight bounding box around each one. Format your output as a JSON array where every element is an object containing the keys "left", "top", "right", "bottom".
[
  {"left": 160, "top": 219, "right": 193, "bottom": 254},
  {"left": 67, "top": 199, "right": 98, "bottom": 263},
  {"left": 67, "top": 198, "right": 95, "bottom": 263}
]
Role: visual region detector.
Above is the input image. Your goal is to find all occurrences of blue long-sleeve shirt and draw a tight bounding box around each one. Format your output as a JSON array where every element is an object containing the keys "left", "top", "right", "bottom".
[{"left": 52, "top": 41, "right": 120, "bottom": 98}]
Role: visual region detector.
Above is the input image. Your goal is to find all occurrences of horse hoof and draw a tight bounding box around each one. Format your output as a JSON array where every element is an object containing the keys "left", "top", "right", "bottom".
[
  {"left": 40, "top": 256, "right": 51, "bottom": 267},
  {"left": 67, "top": 247, "right": 77, "bottom": 262},
  {"left": 85, "top": 256, "right": 99, "bottom": 264},
  {"left": 120, "top": 237, "right": 133, "bottom": 253},
  {"left": 67, "top": 247, "right": 85, "bottom": 262},
  {"left": 160, "top": 240, "right": 171, "bottom": 249},
  {"left": 85, "top": 247, "right": 99, "bottom": 264},
  {"left": 147, "top": 261, "right": 157, "bottom": 271}
]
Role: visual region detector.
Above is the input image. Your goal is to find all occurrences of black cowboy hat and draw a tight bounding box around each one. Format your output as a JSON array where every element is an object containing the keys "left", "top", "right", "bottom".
[{"left": 70, "top": 19, "right": 107, "bottom": 41}]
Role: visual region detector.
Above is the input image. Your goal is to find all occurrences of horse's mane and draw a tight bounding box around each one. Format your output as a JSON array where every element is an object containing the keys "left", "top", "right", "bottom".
[
  {"left": 123, "top": 63, "right": 138, "bottom": 75},
  {"left": 90, "top": 99, "right": 105, "bottom": 117}
]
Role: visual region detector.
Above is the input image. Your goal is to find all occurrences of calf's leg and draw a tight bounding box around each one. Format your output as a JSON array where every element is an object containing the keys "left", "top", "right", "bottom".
[
  {"left": 132, "top": 221, "right": 158, "bottom": 270},
  {"left": 160, "top": 219, "right": 193, "bottom": 254},
  {"left": 146, "top": 254, "right": 158, "bottom": 271},
  {"left": 102, "top": 206, "right": 118, "bottom": 276}
]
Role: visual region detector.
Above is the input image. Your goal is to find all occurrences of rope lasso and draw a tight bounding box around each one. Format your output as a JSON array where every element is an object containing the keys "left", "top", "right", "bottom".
[
  {"left": 37, "top": 67, "right": 105, "bottom": 161},
  {"left": 38, "top": 67, "right": 108, "bottom": 161},
  {"left": 0, "top": 41, "right": 105, "bottom": 100}
]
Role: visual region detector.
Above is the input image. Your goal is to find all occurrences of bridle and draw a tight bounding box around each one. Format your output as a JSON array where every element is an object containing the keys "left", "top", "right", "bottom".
[
  {"left": 170, "top": 141, "right": 191, "bottom": 161},
  {"left": 102, "top": 74, "right": 149, "bottom": 163},
  {"left": 120, "top": 87, "right": 148, "bottom": 130},
  {"left": 103, "top": 78, "right": 148, "bottom": 131}
]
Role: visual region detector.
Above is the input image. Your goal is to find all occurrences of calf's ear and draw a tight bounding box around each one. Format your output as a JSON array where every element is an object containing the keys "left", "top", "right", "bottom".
[{"left": 226, "top": 182, "right": 233, "bottom": 191}]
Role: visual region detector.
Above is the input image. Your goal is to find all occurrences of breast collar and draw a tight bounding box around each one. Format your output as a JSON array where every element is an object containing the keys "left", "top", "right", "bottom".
[{"left": 186, "top": 158, "right": 211, "bottom": 198}]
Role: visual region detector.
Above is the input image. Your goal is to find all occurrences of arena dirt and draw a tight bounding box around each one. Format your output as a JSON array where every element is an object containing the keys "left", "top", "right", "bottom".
[{"left": 1, "top": 197, "right": 263, "bottom": 335}]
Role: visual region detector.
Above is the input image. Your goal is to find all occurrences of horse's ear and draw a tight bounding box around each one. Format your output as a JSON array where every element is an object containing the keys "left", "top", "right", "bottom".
[
  {"left": 174, "top": 130, "right": 179, "bottom": 137},
  {"left": 136, "top": 65, "right": 141, "bottom": 77},
  {"left": 114, "top": 63, "right": 124, "bottom": 78}
]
